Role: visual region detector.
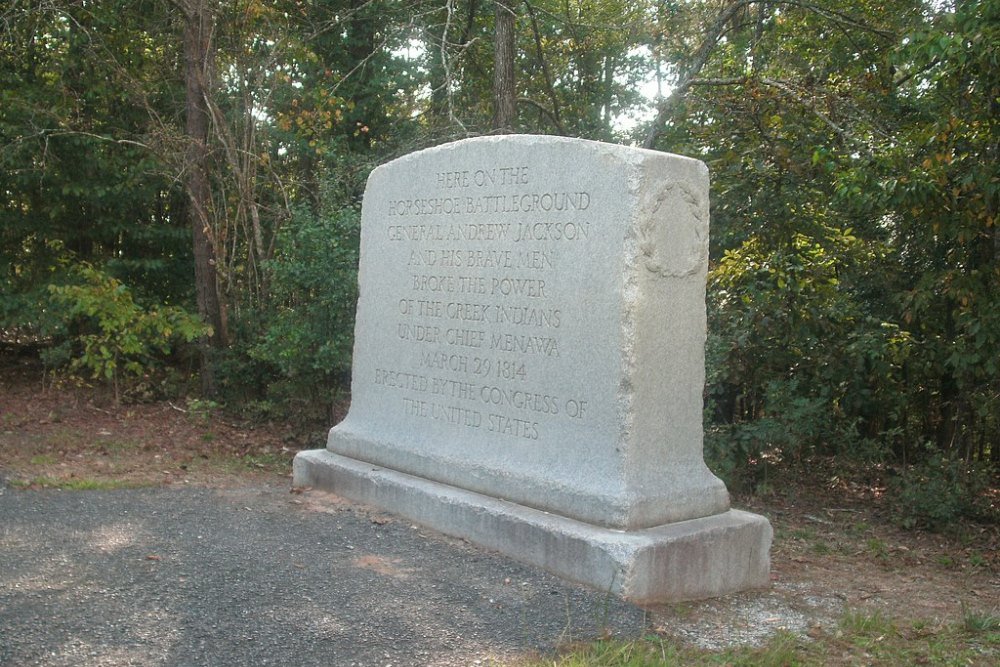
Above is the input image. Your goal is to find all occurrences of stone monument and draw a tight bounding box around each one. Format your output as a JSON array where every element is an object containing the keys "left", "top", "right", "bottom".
[{"left": 293, "top": 135, "right": 771, "bottom": 602}]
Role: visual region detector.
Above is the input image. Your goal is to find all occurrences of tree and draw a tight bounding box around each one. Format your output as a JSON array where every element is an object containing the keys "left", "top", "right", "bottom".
[
  {"left": 837, "top": 0, "right": 1000, "bottom": 462},
  {"left": 179, "top": 0, "right": 226, "bottom": 393},
  {"left": 492, "top": 0, "right": 517, "bottom": 131},
  {"left": 640, "top": 0, "right": 997, "bottom": 480},
  {"left": 0, "top": 1, "right": 193, "bottom": 334},
  {"left": 412, "top": 0, "right": 652, "bottom": 139}
]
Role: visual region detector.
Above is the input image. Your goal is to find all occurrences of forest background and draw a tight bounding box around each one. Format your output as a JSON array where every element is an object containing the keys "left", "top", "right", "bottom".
[{"left": 1, "top": 0, "right": 996, "bottom": 530}]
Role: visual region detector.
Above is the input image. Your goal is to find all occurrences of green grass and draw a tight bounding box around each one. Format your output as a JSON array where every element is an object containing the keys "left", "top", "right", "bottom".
[
  {"left": 241, "top": 452, "right": 293, "bottom": 471},
  {"left": 524, "top": 636, "right": 686, "bottom": 667},
  {"left": 847, "top": 521, "right": 871, "bottom": 538},
  {"left": 962, "top": 608, "right": 1000, "bottom": 635},
  {"left": 810, "top": 540, "right": 832, "bottom": 555},
  {"left": 516, "top": 610, "right": 998, "bottom": 667},
  {"left": 840, "top": 609, "right": 894, "bottom": 635},
  {"left": 100, "top": 438, "right": 143, "bottom": 454},
  {"left": 514, "top": 631, "right": 814, "bottom": 667},
  {"left": 866, "top": 537, "right": 890, "bottom": 561},
  {"left": 788, "top": 527, "right": 817, "bottom": 541},
  {"left": 213, "top": 451, "right": 293, "bottom": 475}
]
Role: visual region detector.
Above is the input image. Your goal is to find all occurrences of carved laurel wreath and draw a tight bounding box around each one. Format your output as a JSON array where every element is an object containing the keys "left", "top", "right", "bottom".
[{"left": 639, "top": 182, "right": 708, "bottom": 278}]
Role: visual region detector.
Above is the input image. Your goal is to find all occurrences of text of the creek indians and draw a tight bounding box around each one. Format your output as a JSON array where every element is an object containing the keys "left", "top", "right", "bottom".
[{"left": 375, "top": 165, "right": 592, "bottom": 441}]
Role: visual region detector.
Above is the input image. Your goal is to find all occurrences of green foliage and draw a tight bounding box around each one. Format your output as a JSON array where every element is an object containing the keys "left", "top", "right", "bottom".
[
  {"left": 414, "top": 0, "right": 653, "bottom": 140},
  {"left": 217, "top": 204, "right": 360, "bottom": 418},
  {"left": 704, "top": 227, "right": 898, "bottom": 485},
  {"left": 840, "top": 609, "right": 895, "bottom": 635},
  {"left": 962, "top": 607, "right": 1000, "bottom": 635},
  {"left": 255, "top": 205, "right": 359, "bottom": 401},
  {"left": 666, "top": 0, "right": 999, "bottom": 504},
  {"left": 534, "top": 636, "right": 684, "bottom": 666},
  {"left": 0, "top": 1, "right": 193, "bottom": 325},
  {"left": 185, "top": 397, "right": 221, "bottom": 426},
  {"left": 831, "top": 0, "right": 1000, "bottom": 464},
  {"left": 46, "top": 264, "right": 209, "bottom": 403},
  {"left": 890, "top": 455, "right": 995, "bottom": 532}
]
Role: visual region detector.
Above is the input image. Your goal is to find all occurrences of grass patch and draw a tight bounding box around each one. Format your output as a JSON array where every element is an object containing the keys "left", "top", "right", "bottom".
[
  {"left": 840, "top": 609, "right": 894, "bottom": 635},
  {"left": 789, "top": 527, "right": 817, "bottom": 541},
  {"left": 524, "top": 636, "right": 686, "bottom": 667},
  {"left": 240, "top": 451, "right": 293, "bottom": 472},
  {"left": 847, "top": 520, "right": 871, "bottom": 537},
  {"left": 518, "top": 610, "right": 998, "bottom": 667},
  {"left": 962, "top": 607, "right": 1000, "bottom": 635},
  {"left": 211, "top": 450, "right": 293, "bottom": 475},
  {"left": 866, "top": 537, "right": 890, "bottom": 561},
  {"left": 100, "top": 438, "right": 143, "bottom": 454},
  {"left": 516, "top": 632, "right": 816, "bottom": 667},
  {"left": 18, "top": 427, "right": 88, "bottom": 452},
  {"left": 810, "top": 540, "right": 832, "bottom": 555},
  {"left": 832, "top": 609, "right": 999, "bottom": 665}
]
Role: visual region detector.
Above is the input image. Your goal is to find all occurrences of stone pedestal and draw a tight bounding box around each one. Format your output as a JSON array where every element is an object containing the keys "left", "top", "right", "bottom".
[{"left": 294, "top": 135, "right": 771, "bottom": 601}]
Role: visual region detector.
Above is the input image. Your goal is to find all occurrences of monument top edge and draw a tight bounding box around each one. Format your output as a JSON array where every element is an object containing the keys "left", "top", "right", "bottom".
[{"left": 372, "top": 133, "right": 706, "bottom": 174}]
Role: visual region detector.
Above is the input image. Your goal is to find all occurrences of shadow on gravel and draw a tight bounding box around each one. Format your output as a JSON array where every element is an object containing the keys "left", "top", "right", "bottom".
[{"left": 0, "top": 482, "right": 647, "bottom": 667}]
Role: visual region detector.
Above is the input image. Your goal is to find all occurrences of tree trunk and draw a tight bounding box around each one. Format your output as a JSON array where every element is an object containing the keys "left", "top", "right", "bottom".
[
  {"left": 346, "top": 0, "right": 378, "bottom": 150},
  {"left": 492, "top": 1, "right": 516, "bottom": 132},
  {"left": 182, "top": 0, "right": 226, "bottom": 394}
]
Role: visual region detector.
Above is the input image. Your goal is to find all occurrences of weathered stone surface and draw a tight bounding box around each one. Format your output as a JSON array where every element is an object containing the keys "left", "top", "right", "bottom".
[
  {"left": 293, "top": 450, "right": 773, "bottom": 601},
  {"left": 294, "top": 135, "right": 771, "bottom": 600}
]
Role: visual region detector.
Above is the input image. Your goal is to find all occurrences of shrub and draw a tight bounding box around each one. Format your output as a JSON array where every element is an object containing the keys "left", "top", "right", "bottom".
[
  {"left": 45, "top": 263, "right": 209, "bottom": 403},
  {"left": 891, "top": 454, "right": 996, "bottom": 531},
  {"left": 217, "top": 205, "right": 360, "bottom": 421}
]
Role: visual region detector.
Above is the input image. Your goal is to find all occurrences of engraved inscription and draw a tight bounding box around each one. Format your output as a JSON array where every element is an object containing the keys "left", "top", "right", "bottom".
[
  {"left": 376, "top": 160, "right": 593, "bottom": 439},
  {"left": 375, "top": 365, "right": 589, "bottom": 441},
  {"left": 406, "top": 248, "right": 554, "bottom": 270},
  {"left": 388, "top": 192, "right": 590, "bottom": 217}
]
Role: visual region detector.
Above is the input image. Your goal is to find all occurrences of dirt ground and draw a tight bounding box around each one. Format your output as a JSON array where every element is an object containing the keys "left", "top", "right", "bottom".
[
  {"left": 1, "top": 353, "right": 997, "bottom": 651},
  {"left": 0, "top": 355, "right": 314, "bottom": 488}
]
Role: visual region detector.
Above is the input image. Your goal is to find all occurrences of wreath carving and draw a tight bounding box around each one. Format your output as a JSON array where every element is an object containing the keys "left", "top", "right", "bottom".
[{"left": 639, "top": 182, "right": 708, "bottom": 278}]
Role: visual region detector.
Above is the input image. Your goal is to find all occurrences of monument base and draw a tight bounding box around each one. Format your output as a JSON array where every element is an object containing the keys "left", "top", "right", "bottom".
[{"left": 293, "top": 449, "right": 772, "bottom": 603}]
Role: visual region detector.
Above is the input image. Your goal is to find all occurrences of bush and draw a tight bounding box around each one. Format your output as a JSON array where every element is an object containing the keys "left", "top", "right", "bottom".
[
  {"left": 217, "top": 205, "right": 360, "bottom": 421},
  {"left": 45, "top": 263, "right": 208, "bottom": 403},
  {"left": 890, "top": 455, "right": 995, "bottom": 531},
  {"left": 705, "top": 373, "right": 854, "bottom": 492}
]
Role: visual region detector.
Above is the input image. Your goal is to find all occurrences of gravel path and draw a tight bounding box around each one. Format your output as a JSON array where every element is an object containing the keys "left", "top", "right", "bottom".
[{"left": 0, "top": 479, "right": 647, "bottom": 666}]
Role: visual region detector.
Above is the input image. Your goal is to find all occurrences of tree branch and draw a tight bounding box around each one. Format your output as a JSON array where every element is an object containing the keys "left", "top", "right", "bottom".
[
  {"left": 759, "top": 78, "right": 872, "bottom": 156},
  {"left": 516, "top": 97, "right": 561, "bottom": 129},
  {"left": 643, "top": 0, "right": 753, "bottom": 149},
  {"left": 894, "top": 57, "right": 941, "bottom": 88},
  {"left": 523, "top": 0, "right": 564, "bottom": 133},
  {"left": 643, "top": 0, "right": 895, "bottom": 149}
]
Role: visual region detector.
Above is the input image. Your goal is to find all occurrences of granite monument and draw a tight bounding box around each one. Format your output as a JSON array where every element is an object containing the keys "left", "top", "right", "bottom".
[{"left": 293, "top": 135, "right": 771, "bottom": 601}]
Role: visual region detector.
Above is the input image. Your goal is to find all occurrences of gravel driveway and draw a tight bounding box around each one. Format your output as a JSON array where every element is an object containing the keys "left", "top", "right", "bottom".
[{"left": 0, "top": 479, "right": 647, "bottom": 666}]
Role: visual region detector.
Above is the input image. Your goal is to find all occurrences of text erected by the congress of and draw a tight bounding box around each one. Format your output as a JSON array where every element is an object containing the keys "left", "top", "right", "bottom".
[{"left": 374, "top": 164, "right": 594, "bottom": 440}]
